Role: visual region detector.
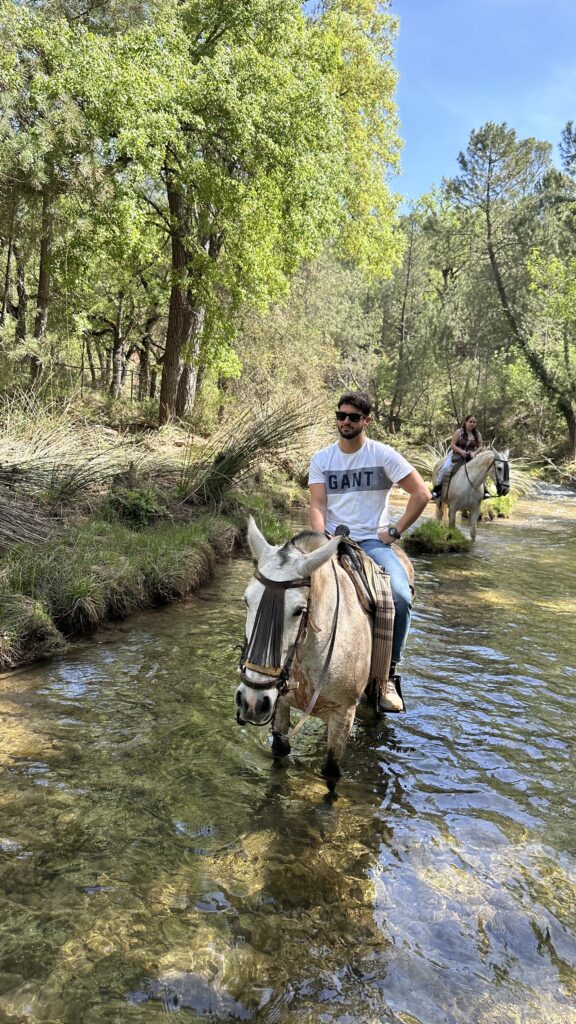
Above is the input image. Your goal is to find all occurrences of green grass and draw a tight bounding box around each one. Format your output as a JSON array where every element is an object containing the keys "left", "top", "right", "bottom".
[
  {"left": 0, "top": 515, "right": 238, "bottom": 668},
  {"left": 403, "top": 520, "right": 471, "bottom": 555},
  {"left": 0, "top": 393, "right": 315, "bottom": 670}
]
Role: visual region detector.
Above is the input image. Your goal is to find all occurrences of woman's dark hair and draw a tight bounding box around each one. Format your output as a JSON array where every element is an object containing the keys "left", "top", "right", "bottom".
[
  {"left": 460, "top": 414, "right": 479, "bottom": 447},
  {"left": 337, "top": 391, "right": 372, "bottom": 416}
]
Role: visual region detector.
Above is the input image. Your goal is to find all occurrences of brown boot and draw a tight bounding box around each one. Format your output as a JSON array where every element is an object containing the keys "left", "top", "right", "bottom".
[{"left": 377, "top": 674, "right": 405, "bottom": 713}]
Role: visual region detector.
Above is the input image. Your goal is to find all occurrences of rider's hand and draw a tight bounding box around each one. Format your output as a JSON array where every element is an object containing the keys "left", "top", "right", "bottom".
[{"left": 377, "top": 528, "right": 394, "bottom": 544}]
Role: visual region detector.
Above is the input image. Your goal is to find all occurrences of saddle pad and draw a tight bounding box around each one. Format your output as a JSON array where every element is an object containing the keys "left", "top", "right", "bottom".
[{"left": 338, "top": 542, "right": 394, "bottom": 688}]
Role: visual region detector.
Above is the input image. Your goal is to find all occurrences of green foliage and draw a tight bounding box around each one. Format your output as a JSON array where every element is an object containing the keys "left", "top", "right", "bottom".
[
  {"left": 403, "top": 521, "right": 471, "bottom": 555},
  {"left": 482, "top": 494, "right": 516, "bottom": 519},
  {"left": 0, "top": 0, "right": 403, "bottom": 421},
  {"left": 227, "top": 492, "right": 289, "bottom": 546},
  {"left": 107, "top": 486, "right": 170, "bottom": 528}
]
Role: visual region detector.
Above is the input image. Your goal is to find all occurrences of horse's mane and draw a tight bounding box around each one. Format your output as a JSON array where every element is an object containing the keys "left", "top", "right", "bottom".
[{"left": 284, "top": 530, "right": 327, "bottom": 557}]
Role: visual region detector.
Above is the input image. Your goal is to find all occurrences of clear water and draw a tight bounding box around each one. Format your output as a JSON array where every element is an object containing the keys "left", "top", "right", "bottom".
[{"left": 0, "top": 490, "right": 574, "bottom": 1023}]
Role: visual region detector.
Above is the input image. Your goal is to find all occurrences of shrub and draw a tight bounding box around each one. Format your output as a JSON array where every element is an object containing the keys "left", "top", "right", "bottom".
[{"left": 107, "top": 487, "right": 170, "bottom": 528}]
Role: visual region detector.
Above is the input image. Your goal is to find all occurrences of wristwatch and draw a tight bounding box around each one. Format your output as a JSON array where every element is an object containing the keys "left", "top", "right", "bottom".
[{"left": 387, "top": 524, "right": 402, "bottom": 540}]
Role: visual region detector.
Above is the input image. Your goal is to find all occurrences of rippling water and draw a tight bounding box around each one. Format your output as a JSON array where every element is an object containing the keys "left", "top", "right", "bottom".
[{"left": 0, "top": 490, "right": 575, "bottom": 1023}]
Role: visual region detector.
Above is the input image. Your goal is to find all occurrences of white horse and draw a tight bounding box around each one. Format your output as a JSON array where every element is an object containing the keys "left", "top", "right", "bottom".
[
  {"left": 436, "top": 448, "right": 510, "bottom": 541},
  {"left": 235, "top": 516, "right": 410, "bottom": 783}
]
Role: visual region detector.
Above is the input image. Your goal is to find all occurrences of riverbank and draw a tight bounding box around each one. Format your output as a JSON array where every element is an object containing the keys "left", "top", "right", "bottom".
[
  {"left": 0, "top": 466, "right": 310, "bottom": 672},
  {"left": 0, "top": 397, "right": 312, "bottom": 672},
  {"left": 0, "top": 516, "right": 241, "bottom": 672}
]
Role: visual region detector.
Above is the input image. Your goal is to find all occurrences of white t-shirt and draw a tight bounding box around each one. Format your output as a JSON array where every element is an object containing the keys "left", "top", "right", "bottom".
[{"left": 308, "top": 438, "right": 413, "bottom": 541}]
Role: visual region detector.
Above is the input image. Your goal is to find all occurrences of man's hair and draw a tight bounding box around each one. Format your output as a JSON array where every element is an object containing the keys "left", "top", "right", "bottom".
[{"left": 337, "top": 391, "right": 372, "bottom": 416}]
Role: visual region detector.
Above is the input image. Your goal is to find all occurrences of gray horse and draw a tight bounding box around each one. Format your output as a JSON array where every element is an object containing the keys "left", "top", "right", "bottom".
[
  {"left": 435, "top": 447, "right": 510, "bottom": 541},
  {"left": 235, "top": 516, "right": 412, "bottom": 782}
]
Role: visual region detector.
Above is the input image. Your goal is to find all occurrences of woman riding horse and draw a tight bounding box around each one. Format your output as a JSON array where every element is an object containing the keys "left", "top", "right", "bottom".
[{"left": 431, "top": 414, "right": 490, "bottom": 501}]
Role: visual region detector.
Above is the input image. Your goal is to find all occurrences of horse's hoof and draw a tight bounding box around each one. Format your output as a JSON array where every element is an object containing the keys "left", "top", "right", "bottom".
[
  {"left": 321, "top": 753, "right": 342, "bottom": 782},
  {"left": 271, "top": 732, "right": 291, "bottom": 758}
]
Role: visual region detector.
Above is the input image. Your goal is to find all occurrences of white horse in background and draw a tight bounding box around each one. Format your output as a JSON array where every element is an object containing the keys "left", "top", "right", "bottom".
[{"left": 436, "top": 448, "right": 510, "bottom": 541}]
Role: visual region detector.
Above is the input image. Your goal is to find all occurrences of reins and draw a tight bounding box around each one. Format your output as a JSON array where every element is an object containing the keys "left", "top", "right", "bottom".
[
  {"left": 289, "top": 560, "right": 340, "bottom": 740},
  {"left": 463, "top": 454, "right": 494, "bottom": 495},
  {"left": 446, "top": 452, "right": 509, "bottom": 499}
]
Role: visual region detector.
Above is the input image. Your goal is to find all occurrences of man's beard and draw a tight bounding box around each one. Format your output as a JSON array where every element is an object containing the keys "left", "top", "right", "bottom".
[{"left": 337, "top": 423, "right": 363, "bottom": 440}]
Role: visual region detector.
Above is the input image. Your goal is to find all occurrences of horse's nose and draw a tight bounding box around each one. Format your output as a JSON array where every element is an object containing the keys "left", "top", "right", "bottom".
[{"left": 234, "top": 686, "right": 273, "bottom": 724}]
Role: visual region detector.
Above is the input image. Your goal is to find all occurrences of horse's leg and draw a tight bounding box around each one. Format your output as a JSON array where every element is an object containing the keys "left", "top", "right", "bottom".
[
  {"left": 469, "top": 505, "right": 480, "bottom": 542},
  {"left": 271, "top": 698, "right": 291, "bottom": 757},
  {"left": 321, "top": 705, "right": 356, "bottom": 784},
  {"left": 435, "top": 499, "right": 444, "bottom": 522},
  {"left": 448, "top": 503, "right": 457, "bottom": 528}
]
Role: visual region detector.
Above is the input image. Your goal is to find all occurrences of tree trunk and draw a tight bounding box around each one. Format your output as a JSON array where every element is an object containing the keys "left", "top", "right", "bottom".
[
  {"left": 175, "top": 363, "right": 197, "bottom": 418},
  {"left": 0, "top": 230, "right": 13, "bottom": 327},
  {"left": 13, "top": 243, "right": 27, "bottom": 342},
  {"left": 110, "top": 292, "right": 125, "bottom": 398},
  {"left": 86, "top": 336, "right": 98, "bottom": 386},
  {"left": 174, "top": 306, "right": 205, "bottom": 418},
  {"left": 138, "top": 312, "right": 160, "bottom": 399},
  {"left": 159, "top": 169, "right": 193, "bottom": 424},
  {"left": 32, "top": 185, "right": 54, "bottom": 381},
  {"left": 138, "top": 341, "right": 150, "bottom": 400}
]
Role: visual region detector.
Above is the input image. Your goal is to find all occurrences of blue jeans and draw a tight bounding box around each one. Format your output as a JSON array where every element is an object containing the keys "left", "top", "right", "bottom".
[{"left": 358, "top": 539, "right": 413, "bottom": 666}]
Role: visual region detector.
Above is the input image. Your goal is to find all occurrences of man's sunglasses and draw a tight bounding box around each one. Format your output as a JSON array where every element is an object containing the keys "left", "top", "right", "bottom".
[{"left": 335, "top": 411, "right": 364, "bottom": 422}]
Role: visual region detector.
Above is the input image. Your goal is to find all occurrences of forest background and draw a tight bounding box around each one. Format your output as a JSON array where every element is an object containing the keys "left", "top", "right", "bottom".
[{"left": 1, "top": 0, "right": 576, "bottom": 464}]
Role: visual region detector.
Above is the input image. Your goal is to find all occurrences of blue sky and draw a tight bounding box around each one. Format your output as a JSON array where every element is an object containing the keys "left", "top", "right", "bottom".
[{"left": 391, "top": 0, "right": 576, "bottom": 201}]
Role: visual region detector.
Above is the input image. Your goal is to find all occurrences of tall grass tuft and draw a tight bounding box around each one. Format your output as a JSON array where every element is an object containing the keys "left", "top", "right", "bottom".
[
  {"left": 178, "top": 400, "right": 322, "bottom": 505},
  {"left": 0, "top": 390, "right": 148, "bottom": 508},
  {"left": 0, "top": 489, "right": 50, "bottom": 547},
  {"left": 0, "top": 592, "right": 65, "bottom": 670}
]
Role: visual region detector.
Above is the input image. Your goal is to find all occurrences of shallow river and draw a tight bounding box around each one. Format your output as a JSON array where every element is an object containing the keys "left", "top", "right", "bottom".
[{"left": 0, "top": 489, "right": 575, "bottom": 1024}]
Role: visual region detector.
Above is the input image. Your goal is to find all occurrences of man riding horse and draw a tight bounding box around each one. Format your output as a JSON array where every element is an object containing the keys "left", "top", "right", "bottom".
[{"left": 308, "top": 391, "right": 430, "bottom": 713}]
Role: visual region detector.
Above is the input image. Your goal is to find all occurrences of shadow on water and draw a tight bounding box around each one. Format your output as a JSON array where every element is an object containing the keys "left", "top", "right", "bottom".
[{"left": 0, "top": 488, "right": 575, "bottom": 1023}]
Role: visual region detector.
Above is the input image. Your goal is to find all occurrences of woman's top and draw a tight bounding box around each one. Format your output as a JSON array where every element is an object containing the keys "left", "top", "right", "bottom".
[{"left": 451, "top": 427, "right": 481, "bottom": 461}]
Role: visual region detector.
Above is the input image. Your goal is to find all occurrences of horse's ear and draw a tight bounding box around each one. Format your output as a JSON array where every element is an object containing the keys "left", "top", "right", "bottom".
[
  {"left": 300, "top": 535, "right": 341, "bottom": 576},
  {"left": 501, "top": 448, "right": 509, "bottom": 460},
  {"left": 247, "top": 515, "right": 273, "bottom": 562}
]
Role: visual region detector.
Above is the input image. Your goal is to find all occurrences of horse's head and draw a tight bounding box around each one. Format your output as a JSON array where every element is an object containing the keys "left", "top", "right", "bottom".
[
  {"left": 490, "top": 447, "right": 510, "bottom": 496},
  {"left": 234, "top": 516, "right": 340, "bottom": 727}
]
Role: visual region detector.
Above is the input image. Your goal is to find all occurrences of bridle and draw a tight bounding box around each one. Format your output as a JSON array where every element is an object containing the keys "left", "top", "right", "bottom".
[
  {"left": 238, "top": 561, "right": 341, "bottom": 731},
  {"left": 238, "top": 569, "right": 311, "bottom": 697},
  {"left": 459, "top": 452, "right": 510, "bottom": 497}
]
